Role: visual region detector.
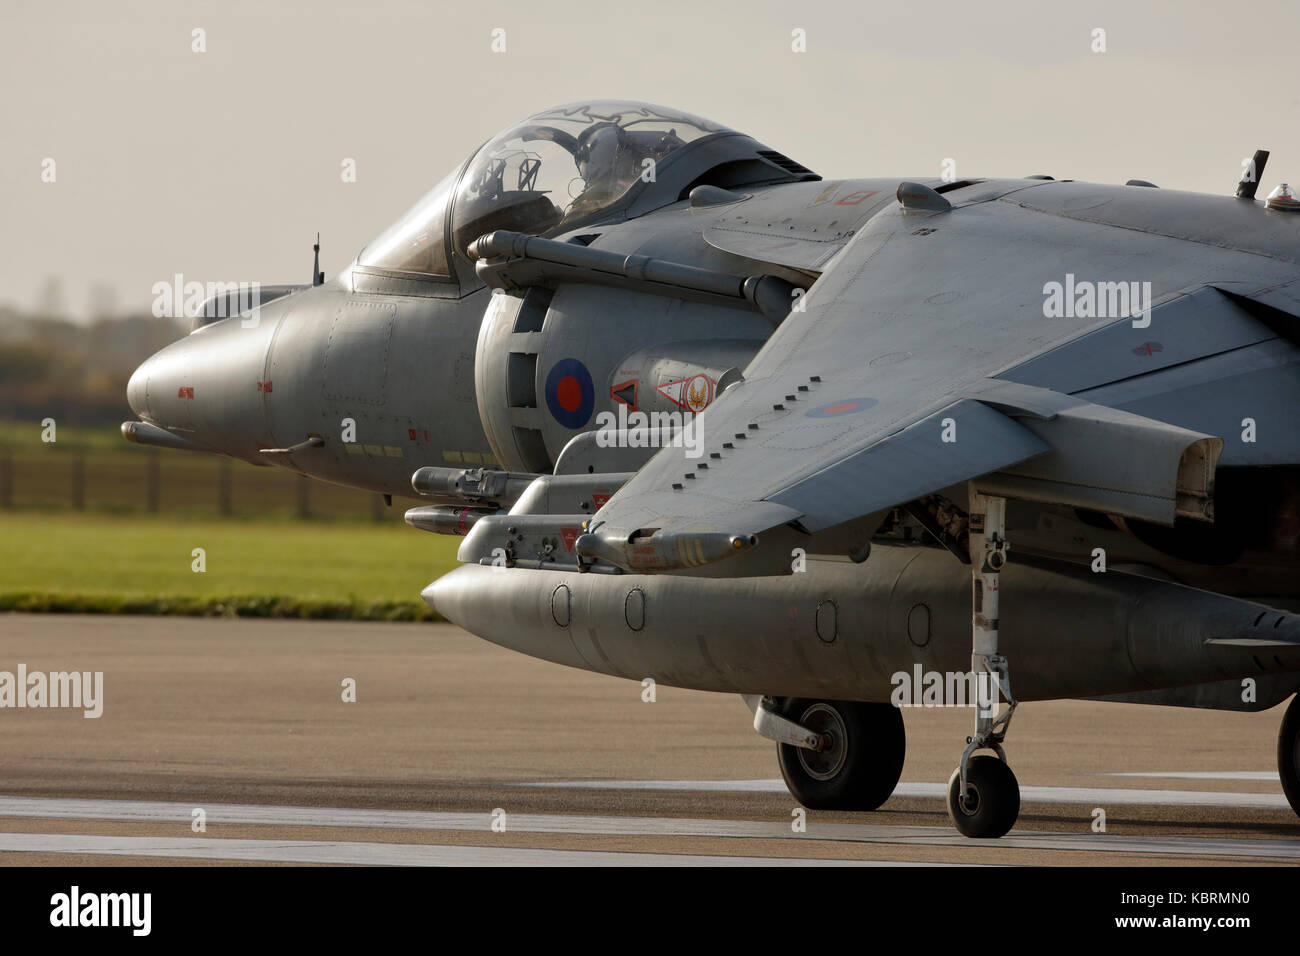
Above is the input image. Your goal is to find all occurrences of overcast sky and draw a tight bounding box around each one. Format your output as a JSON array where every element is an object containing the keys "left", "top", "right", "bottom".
[{"left": 3, "top": 0, "right": 1298, "bottom": 321}]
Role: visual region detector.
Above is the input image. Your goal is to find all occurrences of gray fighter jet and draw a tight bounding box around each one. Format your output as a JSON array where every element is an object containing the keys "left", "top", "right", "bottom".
[{"left": 124, "top": 100, "right": 1300, "bottom": 837}]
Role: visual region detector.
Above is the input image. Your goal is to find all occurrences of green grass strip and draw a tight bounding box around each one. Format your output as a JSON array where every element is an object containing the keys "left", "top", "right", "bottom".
[{"left": 0, "top": 590, "right": 439, "bottom": 621}]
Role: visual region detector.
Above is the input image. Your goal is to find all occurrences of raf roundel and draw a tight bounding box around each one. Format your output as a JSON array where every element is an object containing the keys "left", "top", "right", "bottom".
[
  {"left": 545, "top": 358, "right": 596, "bottom": 429},
  {"left": 806, "top": 397, "right": 878, "bottom": 419}
]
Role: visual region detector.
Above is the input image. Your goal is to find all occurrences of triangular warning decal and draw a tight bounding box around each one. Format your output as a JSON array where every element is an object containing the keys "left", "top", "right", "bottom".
[
  {"left": 655, "top": 380, "right": 685, "bottom": 407},
  {"left": 610, "top": 379, "right": 638, "bottom": 409}
]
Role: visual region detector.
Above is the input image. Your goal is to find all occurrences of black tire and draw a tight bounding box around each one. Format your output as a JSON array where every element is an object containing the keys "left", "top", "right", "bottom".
[
  {"left": 777, "top": 699, "right": 905, "bottom": 811},
  {"left": 1278, "top": 694, "right": 1300, "bottom": 819},
  {"left": 946, "top": 754, "right": 1020, "bottom": 838}
]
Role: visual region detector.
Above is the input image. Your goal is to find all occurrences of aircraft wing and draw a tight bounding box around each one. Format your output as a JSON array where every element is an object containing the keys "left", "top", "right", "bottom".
[{"left": 579, "top": 182, "right": 1230, "bottom": 572}]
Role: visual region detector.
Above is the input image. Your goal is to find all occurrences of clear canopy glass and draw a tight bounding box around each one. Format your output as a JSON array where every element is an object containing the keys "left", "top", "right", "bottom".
[
  {"left": 357, "top": 101, "right": 727, "bottom": 280},
  {"left": 452, "top": 101, "right": 725, "bottom": 256},
  {"left": 356, "top": 170, "right": 455, "bottom": 278}
]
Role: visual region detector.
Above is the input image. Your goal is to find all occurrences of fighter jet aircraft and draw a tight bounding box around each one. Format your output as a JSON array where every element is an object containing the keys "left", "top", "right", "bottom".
[{"left": 123, "top": 100, "right": 1300, "bottom": 837}]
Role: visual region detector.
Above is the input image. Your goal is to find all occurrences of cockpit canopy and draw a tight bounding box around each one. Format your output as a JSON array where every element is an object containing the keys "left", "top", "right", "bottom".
[
  {"left": 355, "top": 100, "right": 815, "bottom": 284},
  {"left": 449, "top": 102, "right": 723, "bottom": 258}
]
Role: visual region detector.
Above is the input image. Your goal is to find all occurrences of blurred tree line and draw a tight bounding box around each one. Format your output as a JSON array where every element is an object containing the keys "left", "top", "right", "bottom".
[{"left": 0, "top": 301, "right": 186, "bottom": 425}]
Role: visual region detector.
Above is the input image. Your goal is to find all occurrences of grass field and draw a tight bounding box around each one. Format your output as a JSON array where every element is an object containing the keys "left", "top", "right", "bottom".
[{"left": 0, "top": 512, "right": 462, "bottom": 620}]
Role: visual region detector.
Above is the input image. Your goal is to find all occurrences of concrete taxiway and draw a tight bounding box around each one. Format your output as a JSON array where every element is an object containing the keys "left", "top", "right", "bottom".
[{"left": 0, "top": 614, "right": 1296, "bottom": 865}]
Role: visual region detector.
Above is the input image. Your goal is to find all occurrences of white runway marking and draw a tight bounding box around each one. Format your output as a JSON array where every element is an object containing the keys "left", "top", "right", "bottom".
[
  {"left": 0, "top": 796, "right": 1295, "bottom": 861},
  {"left": 519, "top": 779, "right": 1293, "bottom": 810},
  {"left": 1098, "top": 771, "right": 1280, "bottom": 781},
  {"left": 0, "top": 833, "right": 891, "bottom": 867}
]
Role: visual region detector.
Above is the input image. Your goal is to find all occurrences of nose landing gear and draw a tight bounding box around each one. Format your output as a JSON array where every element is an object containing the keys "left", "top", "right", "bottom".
[
  {"left": 948, "top": 754, "right": 1021, "bottom": 838},
  {"left": 946, "top": 490, "right": 1022, "bottom": 838}
]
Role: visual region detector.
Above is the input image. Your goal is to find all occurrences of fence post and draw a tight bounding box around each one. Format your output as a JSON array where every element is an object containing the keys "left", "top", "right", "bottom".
[
  {"left": 147, "top": 450, "right": 160, "bottom": 513},
  {"left": 72, "top": 453, "right": 85, "bottom": 510},
  {"left": 218, "top": 458, "right": 232, "bottom": 515}
]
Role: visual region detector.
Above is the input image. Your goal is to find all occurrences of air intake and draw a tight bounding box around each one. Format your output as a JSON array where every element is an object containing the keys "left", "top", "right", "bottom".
[{"left": 756, "top": 150, "right": 815, "bottom": 178}]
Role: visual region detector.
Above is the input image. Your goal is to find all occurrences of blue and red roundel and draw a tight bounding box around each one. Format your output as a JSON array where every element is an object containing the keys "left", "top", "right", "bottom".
[
  {"left": 806, "top": 397, "right": 878, "bottom": 418},
  {"left": 545, "top": 358, "right": 595, "bottom": 429}
]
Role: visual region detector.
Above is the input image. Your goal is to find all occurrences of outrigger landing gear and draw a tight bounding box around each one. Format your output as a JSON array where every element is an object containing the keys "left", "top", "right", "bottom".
[
  {"left": 1280, "top": 693, "right": 1300, "bottom": 819},
  {"left": 947, "top": 490, "right": 1022, "bottom": 838},
  {"left": 746, "top": 696, "right": 905, "bottom": 811}
]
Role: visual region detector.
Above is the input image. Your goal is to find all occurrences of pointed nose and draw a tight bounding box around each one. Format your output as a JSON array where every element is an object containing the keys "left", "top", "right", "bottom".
[
  {"left": 127, "top": 358, "right": 151, "bottom": 421},
  {"left": 121, "top": 318, "right": 270, "bottom": 461},
  {"left": 123, "top": 336, "right": 196, "bottom": 434}
]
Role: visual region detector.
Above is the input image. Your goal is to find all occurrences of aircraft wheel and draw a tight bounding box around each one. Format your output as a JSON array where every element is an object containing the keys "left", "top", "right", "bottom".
[
  {"left": 947, "top": 754, "right": 1020, "bottom": 838},
  {"left": 1278, "top": 694, "right": 1300, "bottom": 819},
  {"left": 777, "top": 699, "right": 904, "bottom": 811}
]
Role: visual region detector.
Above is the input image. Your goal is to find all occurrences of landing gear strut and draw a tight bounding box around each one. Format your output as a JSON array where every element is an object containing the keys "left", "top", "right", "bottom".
[
  {"left": 747, "top": 696, "right": 905, "bottom": 811},
  {"left": 947, "top": 490, "right": 1022, "bottom": 838}
]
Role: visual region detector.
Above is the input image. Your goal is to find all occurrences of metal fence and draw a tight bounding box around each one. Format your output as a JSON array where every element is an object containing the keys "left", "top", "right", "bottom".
[{"left": 0, "top": 446, "right": 392, "bottom": 520}]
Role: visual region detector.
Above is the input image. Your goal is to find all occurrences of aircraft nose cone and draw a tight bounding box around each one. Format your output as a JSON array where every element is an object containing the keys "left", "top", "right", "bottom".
[
  {"left": 421, "top": 576, "right": 453, "bottom": 620},
  {"left": 126, "top": 358, "right": 152, "bottom": 420},
  {"left": 121, "top": 294, "right": 294, "bottom": 462},
  {"left": 422, "top": 567, "right": 477, "bottom": 628}
]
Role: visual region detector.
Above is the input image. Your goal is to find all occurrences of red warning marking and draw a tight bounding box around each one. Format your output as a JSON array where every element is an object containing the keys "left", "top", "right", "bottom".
[
  {"left": 408, "top": 428, "right": 418, "bottom": 441},
  {"left": 257, "top": 381, "right": 273, "bottom": 393},
  {"left": 610, "top": 379, "right": 638, "bottom": 410},
  {"left": 423, "top": 430, "right": 431, "bottom": 441},
  {"left": 835, "top": 189, "right": 880, "bottom": 206},
  {"left": 1133, "top": 342, "right": 1163, "bottom": 356},
  {"left": 560, "top": 527, "right": 581, "bottom": 552},
  {"left": 177, "top": 386, "right": 194, "bottom": 399},
  {"left": 592, "top": 492, "right": 610, "bottom": 509}
]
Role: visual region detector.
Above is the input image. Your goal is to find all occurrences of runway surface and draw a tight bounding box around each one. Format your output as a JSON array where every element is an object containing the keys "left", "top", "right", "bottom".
[{"left": 0, "top": 613, "right": 1296, "bottom": 866}]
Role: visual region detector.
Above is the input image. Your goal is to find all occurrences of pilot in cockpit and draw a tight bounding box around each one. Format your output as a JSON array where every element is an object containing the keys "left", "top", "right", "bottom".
[
  {"left": 450, "top": 107, "right": 701, "bottom": 256},
  {"left": 522, "top": 121, "right": 687, "bottom": 223}
]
